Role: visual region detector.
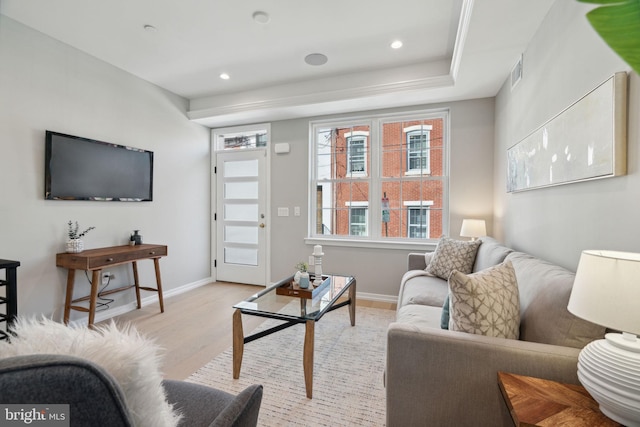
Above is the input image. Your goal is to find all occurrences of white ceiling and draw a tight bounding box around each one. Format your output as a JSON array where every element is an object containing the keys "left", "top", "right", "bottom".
[{"left": 0, "top": 0, "right": 556, "bottom": 128}]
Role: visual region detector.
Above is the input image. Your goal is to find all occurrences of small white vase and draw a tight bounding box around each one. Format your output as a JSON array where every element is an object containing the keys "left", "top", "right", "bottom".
[
  {"left": 298, "top": 272, "right": 310, "bottom": 289},
  {"left": 66, "top": 239, "right": 84, "bottom": 253}
]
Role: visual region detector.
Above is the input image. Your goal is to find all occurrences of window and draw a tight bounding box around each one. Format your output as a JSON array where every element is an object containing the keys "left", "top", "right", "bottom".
[
  {"left": 406, "top": 126, "right": 431, "bottom": 173},
  {"left": 213, "top": 123, "right": 269, "bottom": 151},
  {"left": 349, "top": 207, "right": 368, "bottom": 236},
  {"left": 310, "top": 110, "right": 448, "bottom": 243},
  {"left": 407, "top": 206, "right": 429, "bottom": 238},
  {"left": 346, "top": 133, "right": 367, "bottom": 175}
]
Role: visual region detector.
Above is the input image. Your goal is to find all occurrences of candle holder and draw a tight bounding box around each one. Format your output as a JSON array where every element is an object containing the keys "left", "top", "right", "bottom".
[{"left": 313, "top": 245, "right": 324, "bottom": 287}]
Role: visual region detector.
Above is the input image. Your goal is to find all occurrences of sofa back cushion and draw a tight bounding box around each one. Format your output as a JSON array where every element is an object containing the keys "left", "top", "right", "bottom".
[
  {"left": 473, "top": 237, "right": 513, "bottom": 272},
  {"left": 505, "top": 251, "right": 605, "bottom": 349}
]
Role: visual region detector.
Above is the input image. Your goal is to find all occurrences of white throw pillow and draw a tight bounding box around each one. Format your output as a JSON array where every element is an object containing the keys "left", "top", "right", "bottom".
[
  {"left": 448, "top": 261, "right": 520, "bottom": 339},
  {"left": 0, "top": 318, "right": 181, "bottom": 427}
]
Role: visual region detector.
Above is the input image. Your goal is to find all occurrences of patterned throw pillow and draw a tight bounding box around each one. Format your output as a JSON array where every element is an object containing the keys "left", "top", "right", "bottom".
[
  {"left": 448, "top": 261, "right": 520, "bottom": 339},
  {"left": 425, "top": 237, "right": 482, "bottom": 280}
]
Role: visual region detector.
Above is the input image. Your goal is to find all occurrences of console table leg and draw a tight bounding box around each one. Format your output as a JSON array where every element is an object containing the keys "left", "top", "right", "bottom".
[
  {"left": 304, "top": 320, "right": 315, "bottom": 399},
  {"left": 88, "top": 270, "right": 101, "bottom": 327},
  {"left": 132, "top": 261, "right": 142, "bottom": 309},
  {"left": 63, "top": 269, "right": 76, "bottom": 325},
  {"left": 153, "top": 258, "right": 164, "bottom": 313},
  {"left": 232, "top": 309, "right": 244, "bottom": 379}
]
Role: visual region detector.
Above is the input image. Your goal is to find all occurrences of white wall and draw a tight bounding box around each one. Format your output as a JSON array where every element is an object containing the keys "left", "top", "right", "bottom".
[
  {"left": 0, "top": 16, "right": 211, "bottom": 321},
  {"left": 268, "top": 98, "right": 495, "bottom": 298},
  {"left": 494, "top": 0, "right": 640, "bottom": 270}
]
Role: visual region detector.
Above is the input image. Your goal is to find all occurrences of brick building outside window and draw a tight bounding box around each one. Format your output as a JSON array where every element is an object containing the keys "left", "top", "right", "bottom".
[{"left": 311, "top": 109, "right": 448, "bottom": 242}]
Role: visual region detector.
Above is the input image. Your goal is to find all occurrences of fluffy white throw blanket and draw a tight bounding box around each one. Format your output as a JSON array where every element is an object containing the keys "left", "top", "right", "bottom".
[{"left": 0, "top": 318, "right": 181, "bottom": 427}]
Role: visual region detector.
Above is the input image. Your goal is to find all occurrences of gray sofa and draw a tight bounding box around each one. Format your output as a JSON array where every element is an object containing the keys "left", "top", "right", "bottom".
[
  {"left": 386, "top": 237, "right": 606, "bottom": 427},
  {"left": 0, "top": 354, "right": 262, "bottom": 427}
]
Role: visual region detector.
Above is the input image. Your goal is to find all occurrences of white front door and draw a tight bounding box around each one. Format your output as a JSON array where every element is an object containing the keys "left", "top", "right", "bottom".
[{"left": 215, "top": 149, "right": 268, "bottom": 285}]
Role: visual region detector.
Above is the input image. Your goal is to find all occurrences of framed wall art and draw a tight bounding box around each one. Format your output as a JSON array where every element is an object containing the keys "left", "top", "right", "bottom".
[{"left": 507, "top": 72, "right": 627, "bottom": 193}]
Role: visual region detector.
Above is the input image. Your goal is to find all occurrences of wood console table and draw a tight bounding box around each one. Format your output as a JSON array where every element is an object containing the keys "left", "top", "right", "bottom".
[{"left": 56, "top": 244, "right": 167, "bottom": 327}]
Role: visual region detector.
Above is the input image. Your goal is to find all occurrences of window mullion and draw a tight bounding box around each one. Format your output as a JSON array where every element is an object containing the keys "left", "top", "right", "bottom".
[{"left": 370, "top": 119, "right": 381, "bottom": 239}]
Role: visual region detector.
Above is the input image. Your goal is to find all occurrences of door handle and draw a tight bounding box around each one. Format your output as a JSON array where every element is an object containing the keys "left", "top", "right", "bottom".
[{"left": 259, "top": 223, "right": 265, "bottom": 228}]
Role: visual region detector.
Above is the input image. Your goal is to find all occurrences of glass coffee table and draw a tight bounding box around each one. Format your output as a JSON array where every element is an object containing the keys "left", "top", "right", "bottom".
[{"left": 232, "top": 273, "right": 356, "bottom": 398}]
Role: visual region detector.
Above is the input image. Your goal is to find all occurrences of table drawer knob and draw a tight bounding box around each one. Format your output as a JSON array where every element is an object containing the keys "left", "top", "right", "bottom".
[
  {"left": 106, "top": 258, "right": 114, "bottom": 262},
  {"left": 149, "top": 251, "right": 155, "bottom": 255}
]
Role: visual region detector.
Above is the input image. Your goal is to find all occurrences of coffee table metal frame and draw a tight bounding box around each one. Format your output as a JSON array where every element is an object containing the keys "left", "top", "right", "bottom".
[{"left": 232, "top": 273, "right": 356, "bottom": 398}]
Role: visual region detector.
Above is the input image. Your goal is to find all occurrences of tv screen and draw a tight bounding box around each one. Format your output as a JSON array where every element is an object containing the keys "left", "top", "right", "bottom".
[{"left": 45, "top": 131, "right": 153, "bottom": 201}]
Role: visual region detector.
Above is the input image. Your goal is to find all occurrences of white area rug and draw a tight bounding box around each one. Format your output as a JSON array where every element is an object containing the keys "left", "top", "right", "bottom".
[{"left": 187, "top": 306, "right": 395, "bottom": 426}]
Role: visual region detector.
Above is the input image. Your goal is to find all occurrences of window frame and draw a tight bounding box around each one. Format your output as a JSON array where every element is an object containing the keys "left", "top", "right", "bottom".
[
  {"left": 345, "top": 132, "right": 368, "bottom": 176},
  {"left": 308, "top": 109, "right": 449, "bottom": 249},
  {"left": 348, "top": 205, "right": 369, "bottom": 236},
  {"left": 406, "top": 203, "right": 431, "bottom": 239},
  {"left": 405, "top": 125, "right": 432, "bottom": 175}
]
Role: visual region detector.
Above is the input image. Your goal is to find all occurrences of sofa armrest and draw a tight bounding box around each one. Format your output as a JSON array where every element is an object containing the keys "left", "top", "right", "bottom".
[
  {"left": 386, "top": 323, "right": 581, "bottom": 427},
  {"left": 407, "top": 252, "right": 430, "bottom": 271}
]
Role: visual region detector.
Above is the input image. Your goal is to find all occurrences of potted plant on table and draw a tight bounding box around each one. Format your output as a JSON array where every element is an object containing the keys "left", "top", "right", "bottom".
[
  {"left": 67, "top": 221, "right": 95, "bottom": 253},
  {"left": 295, "top": 261, "right": 310, "bottom": 289}
]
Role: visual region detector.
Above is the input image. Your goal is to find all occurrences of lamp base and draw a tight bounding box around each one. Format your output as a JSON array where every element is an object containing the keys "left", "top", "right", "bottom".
[{"left": 577, "top": 333, "right": 640, "bottom": 427}]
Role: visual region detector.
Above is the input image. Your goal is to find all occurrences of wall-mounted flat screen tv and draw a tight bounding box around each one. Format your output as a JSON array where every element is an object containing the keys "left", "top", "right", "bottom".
[{"left": 45, "top": 131, "right": 153, "bottom": 201}]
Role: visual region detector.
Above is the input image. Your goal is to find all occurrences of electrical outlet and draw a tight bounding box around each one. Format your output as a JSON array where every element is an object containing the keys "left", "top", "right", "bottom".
[
  {"left": 102, "top": 272, "right": 111, "bottom": 286},
  {"left": 308, "top": 255, "right": 315, "bottom": 267}
]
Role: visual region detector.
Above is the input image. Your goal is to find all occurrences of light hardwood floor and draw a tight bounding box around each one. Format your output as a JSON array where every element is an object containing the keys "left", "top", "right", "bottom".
[{"left": 102, "top": 282, "right": 395, "bottom": 380}]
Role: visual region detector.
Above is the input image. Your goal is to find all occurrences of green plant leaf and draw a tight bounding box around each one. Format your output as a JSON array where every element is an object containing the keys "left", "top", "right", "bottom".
[{"left": 578, "top": 0, "right": 640, "bottom": 74}]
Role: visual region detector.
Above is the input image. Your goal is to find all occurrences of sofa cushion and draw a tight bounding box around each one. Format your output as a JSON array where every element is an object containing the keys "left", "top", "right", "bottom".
[
  {"left": 399, "top": 271, "right": 448, "bottom": 308},
  {"left": 506, "top": 251, "right": 606, "bottom": 348},
  {"left": 426, "top": 237, "right": 481, "bottom": 280},
  {"left": 473, "top": 236, "right": 513, "bottom": 272},
  {"left": 396, "top": 304, "right": 443, "bottom": 329},
  {"left": 448, "top": 261, "right": 520, "bottom": 339}
]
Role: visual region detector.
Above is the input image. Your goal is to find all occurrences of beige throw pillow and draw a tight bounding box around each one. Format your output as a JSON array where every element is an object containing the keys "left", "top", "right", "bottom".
[
  {"left": 425, "top": 237, "right": 482, "bottom": 280},
  {"left": 448, "top": 261, "right": 520, "bottom": 339}
]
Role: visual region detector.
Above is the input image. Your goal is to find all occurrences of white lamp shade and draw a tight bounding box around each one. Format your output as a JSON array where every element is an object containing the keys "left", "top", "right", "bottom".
[
  {"left": 460, "top": 219, "right": 486, "bottom": 238},
  {"left": 568, "top": 250, "right": 640, "bottom": 336}
]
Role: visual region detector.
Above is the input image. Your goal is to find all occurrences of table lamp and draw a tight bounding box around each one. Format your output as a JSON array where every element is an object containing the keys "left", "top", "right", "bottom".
[
  {"left": 568, "top": 250, "right": 640, "bottom": 427},
  {"left": 460, "top": 219, "right": 486, "bottom": 241}
]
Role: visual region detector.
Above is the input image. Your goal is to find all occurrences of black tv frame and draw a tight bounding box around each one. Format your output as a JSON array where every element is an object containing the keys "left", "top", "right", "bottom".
[{"left": 44, "top": 131, "right": 154, "bottom": 201}]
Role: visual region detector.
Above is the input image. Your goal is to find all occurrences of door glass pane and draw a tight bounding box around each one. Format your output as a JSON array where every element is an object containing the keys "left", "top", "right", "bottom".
[
  {"left": 224, "top": 159, "right": 258, "bottom": 178},
  {"left": 225, "top": 204, "right": 258, "bottom": 221},
  {"left": 225, "top": 182, "right": 258, "bottom": 199},
  {"left": 225, "top": 247, "right": 258, "bottom": 266},
  {"left": 225, "top": 226, "right": 258, "bottom": 244}
]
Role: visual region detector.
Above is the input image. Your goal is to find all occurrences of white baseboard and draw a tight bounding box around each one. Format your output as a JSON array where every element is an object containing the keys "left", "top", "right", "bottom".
[
  {"left": 69, "top": 277, "right": 214, "bottom": 327},
  {"left": 68, "top": 279, "right": 396, "bottom": 326},
  {"left": 356, "top": 291, "right": 397, "bottom": 304}
]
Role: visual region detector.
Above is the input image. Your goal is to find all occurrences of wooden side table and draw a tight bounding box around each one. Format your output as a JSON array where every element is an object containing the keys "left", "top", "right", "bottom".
[{"left": 498, "top": 371, "right": 622, "bottom": 426}]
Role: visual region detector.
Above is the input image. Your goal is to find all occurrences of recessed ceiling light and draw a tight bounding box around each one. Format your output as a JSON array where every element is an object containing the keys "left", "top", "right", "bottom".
[
  {"left": 219, "top": 73, "right": 230, "bottom": 80},
  {"left": 252, "top": 11, "right": 270, "bottom": 24},
  {"left": 143, "top": 24, "right": 157, "bottom": 33},
  {"left": 391, "top": 40, "right": 403, "bottom": 49},
  {"left": 304, "top": 53, "right": 328, "bottom": 66}
]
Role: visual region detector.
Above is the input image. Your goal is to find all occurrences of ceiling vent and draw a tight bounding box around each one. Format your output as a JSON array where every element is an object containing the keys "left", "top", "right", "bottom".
[{"left": 511, "top": 55, "right": 523, "bottom": 90}]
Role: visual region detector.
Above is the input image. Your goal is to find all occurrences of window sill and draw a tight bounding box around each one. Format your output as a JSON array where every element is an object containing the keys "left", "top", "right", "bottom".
[{"left": 304, "top": 237, "right": 438, "bottom": 251}]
